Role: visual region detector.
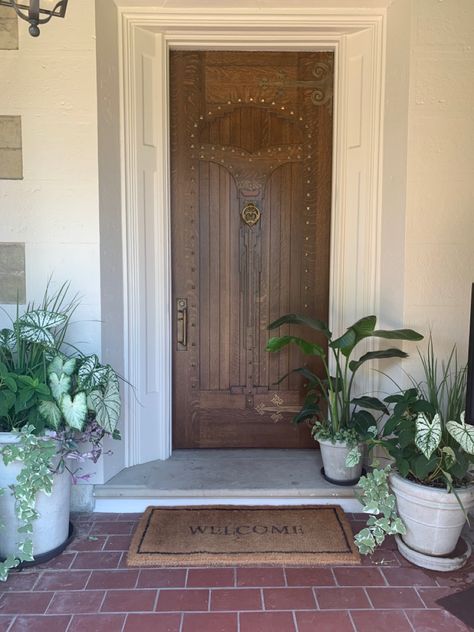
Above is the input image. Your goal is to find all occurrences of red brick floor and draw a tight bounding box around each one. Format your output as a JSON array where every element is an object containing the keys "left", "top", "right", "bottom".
[{"left": 0, "top": 512, "right": 472, "bottom": 631}]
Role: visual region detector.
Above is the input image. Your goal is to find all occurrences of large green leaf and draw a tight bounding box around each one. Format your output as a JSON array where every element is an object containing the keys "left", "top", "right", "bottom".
[
  {"left": 292, "top": 407, "right": 320, "bottom": 424},
  {"left": 78, "top": 355, "right": 110, "bottom": 390},
  {"left": 89, "top": 371, "right": 121, "bottom": 433},
  {"left": 0, "top": 390, "right": 16, "bottom": 416},
  {"left": 48, "top": 355, "right": 76, "bottom": 377},
  {"left": 0, "top": 328, "right": 16, "bottom": 350},
  {"left": 17, "top": 310, "right": 67, "bottom": 346},
  {"left": 292, "top": 367, "right": 321, "bottom": 385},
  {"left": 332, "top": 316, "right": 378, "bottom": 355},
  {"left": 372, "top": 328, "right": 423, "bottom": 341},
  {"left": 349, "top": 348, "right": 408, "bottom": 373},
  {"left": 412, "top": 453, "right": 438, "bottom": 480},
  {"left": 49, "top": 372, "right": 71, "bottom": 402},
  {"left": 352, "top": 315, "right": 377, "bottom": 337},
  {"left": 351, "top": 396, "right": 389, "bottom": 413},
  {"left": 415, "top": 412, "right": 442, "bottom": 459},
  {"left": 266, "top": 336, "right": 325, "bottom": 357},
  {"left": 447, "top": 413, "right": 474, "bottom": 455},
  {"left": 38, "top": 400, "right": 63, "bottom": 429},
  {"left": 60, "top": 392, "right": 87, "bottom": 431},
  {"left": 351, "top": 409, "right": 376, "bottom": 435},
  {"left": 330, "top": 328, "right": 357, "bottom": 356},
  {"left": 267, "top": 313, "right": 331, "bottom": 338},
  {"left": 1, "top": 373, "right": 17, "bottom": 393}
]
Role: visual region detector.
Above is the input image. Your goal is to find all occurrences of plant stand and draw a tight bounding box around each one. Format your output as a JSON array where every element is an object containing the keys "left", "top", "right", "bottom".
[{"left": 395, "top": 535, "right": 472, "bottom": 572}]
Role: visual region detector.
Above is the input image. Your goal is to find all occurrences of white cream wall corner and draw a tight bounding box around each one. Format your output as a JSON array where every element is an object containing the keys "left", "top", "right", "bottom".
[
  {"left": 0, "top": 0, "right": 101, "bottom": 353},
  {"left": 404, "top": 0, "right": 474, "bottom": 365},
  {"left": 0, "top": 1, "right": 112, "bottom": 485}
]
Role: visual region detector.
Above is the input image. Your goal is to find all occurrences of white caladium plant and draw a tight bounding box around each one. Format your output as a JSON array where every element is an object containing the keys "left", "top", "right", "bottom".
[
  {"left": 415, "top": 412, "right": 442, "bottom": 460},
  {"left": 39, "top": 354, "right": 121, "bottom": 436},
  {"left": 375, "top": 338, "right": 472, "bottom": 490},
  {"left": 446, "top": 412, "right": 474, "bottom": 455},
  {"left": 415, "top": 411, "right": 474, "bottom": 460}
]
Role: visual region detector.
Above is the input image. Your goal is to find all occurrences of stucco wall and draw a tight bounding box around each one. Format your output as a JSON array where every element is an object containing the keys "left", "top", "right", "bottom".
[
  {"left": 0, "top": 0, "right": 101, "bottom": 357},
  {"left": 404, "top": 0, "right": 474, "bottom": 365}
]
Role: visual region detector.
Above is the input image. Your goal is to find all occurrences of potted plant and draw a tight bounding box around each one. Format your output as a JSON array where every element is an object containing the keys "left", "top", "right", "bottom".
[
  {"left": 355, "top": 337, "right": 474, "bottom": 570},
  {"left": 266, "top": 314, "right": 422, "bottom": 484},
  {"left": 0, "top": 283, "right": 121, "bottom": 580}
]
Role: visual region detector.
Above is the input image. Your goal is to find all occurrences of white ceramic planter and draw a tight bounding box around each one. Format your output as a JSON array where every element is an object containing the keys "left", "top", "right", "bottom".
[
  {"left": 390, "top": 472, "right": 474, "bottom": 557},
  {"left": 318, "top": 438, "right": 363, "bottom": 484},
  {"left": 0, "top": 432, "right": 71, "bottom": 559}
]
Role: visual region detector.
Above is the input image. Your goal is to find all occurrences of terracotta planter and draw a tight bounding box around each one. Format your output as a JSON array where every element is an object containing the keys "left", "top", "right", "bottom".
[
  {"left": 318, "top": 437, "right": 363, "bottom": 485},
  {"left": 0, "top": 432, "right": 72, "bottom": 560},
  {"left": 390, "top": 472, "right": 474, "bottom": 557}
]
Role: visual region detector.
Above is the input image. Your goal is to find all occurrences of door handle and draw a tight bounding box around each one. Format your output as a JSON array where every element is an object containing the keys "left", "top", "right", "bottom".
[{"left": 177, "top": 298, "right": 188, "bottom": 350}]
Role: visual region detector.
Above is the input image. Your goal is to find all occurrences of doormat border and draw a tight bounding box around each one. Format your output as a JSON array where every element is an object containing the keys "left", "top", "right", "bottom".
[{"left": 127, "top": 504, "right": 361, "bottom": 567}]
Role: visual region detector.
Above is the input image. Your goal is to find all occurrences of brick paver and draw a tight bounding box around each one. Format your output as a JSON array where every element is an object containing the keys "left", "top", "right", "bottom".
[{"left": 0, "top": 512, "right": 471, "bottom": 631}]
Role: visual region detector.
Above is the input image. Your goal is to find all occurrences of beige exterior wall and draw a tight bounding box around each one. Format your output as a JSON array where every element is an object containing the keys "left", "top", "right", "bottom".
[
  {"left": 0, "top": 0, "right": 101, "bottom": 356},
  {"left": 404, "top": 0, "right": 474, "bottom": 364}
]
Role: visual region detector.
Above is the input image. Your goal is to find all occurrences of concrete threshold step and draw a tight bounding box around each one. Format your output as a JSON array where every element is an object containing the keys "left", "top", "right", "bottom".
[{"left": 94, "top": 449, "right": 363, "bottom": 513}]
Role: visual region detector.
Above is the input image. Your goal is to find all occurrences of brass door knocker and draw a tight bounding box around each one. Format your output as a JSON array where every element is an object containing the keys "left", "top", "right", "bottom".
[{"left": 241, "top": 202, "right": 261, "bottom": 227}]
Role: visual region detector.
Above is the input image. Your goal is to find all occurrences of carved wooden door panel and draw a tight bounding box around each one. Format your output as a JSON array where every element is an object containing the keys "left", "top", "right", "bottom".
[{"left": 171, "top": 51, "right": 333, "bottom": 448}]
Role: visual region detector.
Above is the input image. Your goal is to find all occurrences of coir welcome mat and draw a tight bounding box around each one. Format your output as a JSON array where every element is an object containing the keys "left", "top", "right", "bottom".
[{"left": 127, "top": 505, "right": 360, "bottom": 566}]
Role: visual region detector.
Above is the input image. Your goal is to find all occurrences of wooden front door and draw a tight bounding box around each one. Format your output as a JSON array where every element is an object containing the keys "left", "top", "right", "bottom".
[{"left": 171, "top": 51, "right": 333, "bottom": 449}]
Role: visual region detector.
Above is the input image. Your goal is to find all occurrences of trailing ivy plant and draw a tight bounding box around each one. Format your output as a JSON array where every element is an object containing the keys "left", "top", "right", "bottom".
[
  {"left": 354, "top": 466, "right": 406, "bottom": 555},
  {"left": 0, "top": 426, "right": 56, "bottom": 580}
]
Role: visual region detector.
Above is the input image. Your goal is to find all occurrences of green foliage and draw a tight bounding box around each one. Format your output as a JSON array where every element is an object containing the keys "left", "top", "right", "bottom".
[
  {"left": 373, "top": 337, "right": 472, "bottom": 490},
  {"left": 0, "top": 361, "right": 50, "bottom": 433},
  {"left": 0, "top": 282, "right": 123, "bottom": 581},
  {"left": 0, "top": 283, "right": 122, "bottom": 438},
  {"left": 354, "top": 466, "right": 406, "bottom": 555},
  {"left": 266, "top": 313, "right": 422, "bottom": 441},
  {"left": 0, "top": 283, "right": 77, "bottom": 433},
  {"left": 0, "top": 426, "right": 56, "bottom": 581}
]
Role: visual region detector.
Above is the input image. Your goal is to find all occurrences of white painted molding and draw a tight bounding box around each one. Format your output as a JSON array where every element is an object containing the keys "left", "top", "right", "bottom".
[{"left": 119, "top": 5, "right": 386, "bottom": 464}]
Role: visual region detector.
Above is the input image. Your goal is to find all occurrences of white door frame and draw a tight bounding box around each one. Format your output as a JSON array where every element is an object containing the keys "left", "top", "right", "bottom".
[{"left": 118, "top": 6, "right": 387, "bottom": 465}]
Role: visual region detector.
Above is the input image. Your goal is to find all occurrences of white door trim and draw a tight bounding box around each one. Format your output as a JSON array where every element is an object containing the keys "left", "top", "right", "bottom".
[{"left": 118, "top": 6, "right": 386, "bottom": 465}]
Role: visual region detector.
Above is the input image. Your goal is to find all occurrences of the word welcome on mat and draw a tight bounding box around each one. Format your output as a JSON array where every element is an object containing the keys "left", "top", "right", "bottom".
[{"left": 128, "top": 505, "right": 360, "bottom": 567}]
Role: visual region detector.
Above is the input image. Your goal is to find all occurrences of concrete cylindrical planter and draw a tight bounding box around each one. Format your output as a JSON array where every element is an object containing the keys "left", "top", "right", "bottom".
[
  {"left": 0, "top": 432, "right": 71, "bottom": 560},
  {"left": 390, "top": 471, "right": 474, "bottom": 557},
  {"left": 318, "top": 437, "right": 363, "bottom": 485}
]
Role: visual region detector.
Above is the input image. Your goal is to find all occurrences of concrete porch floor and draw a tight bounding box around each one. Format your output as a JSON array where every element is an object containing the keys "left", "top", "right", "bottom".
[{"left": 94, "top": 450, "right": 362, "bottom": 513}]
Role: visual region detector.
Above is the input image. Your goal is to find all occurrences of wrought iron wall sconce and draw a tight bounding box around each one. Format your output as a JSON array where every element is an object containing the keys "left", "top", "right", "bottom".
[{"left": 0, "top": 0, "right": 68, "bottom": 37}]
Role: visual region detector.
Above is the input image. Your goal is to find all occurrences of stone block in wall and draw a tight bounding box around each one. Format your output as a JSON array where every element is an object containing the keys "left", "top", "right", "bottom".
[
  {"left": 0, "top": 116, "right": 22, "bottom": 179},
  {"left": 0, "top": 243, "right": 26, "bottom": 304},
  {"left": 0, "top": 6, "right": 18, "bottom": 50}
]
